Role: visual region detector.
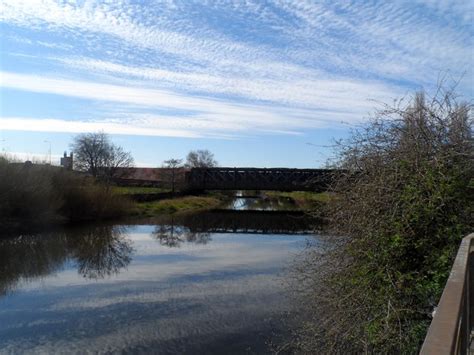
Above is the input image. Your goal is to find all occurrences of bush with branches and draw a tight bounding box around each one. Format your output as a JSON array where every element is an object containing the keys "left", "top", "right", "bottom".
[
  {"left": 293, "top": 87, "right": 473, "bottom": 353},
  {"left": 0, "top": 158, "right": 133, "bottom": 229}
]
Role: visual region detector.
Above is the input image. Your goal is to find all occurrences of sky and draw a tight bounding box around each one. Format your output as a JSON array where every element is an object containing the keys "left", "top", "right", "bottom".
[{"left": 0, "top": 0, "right": 472, "bottom": 168}]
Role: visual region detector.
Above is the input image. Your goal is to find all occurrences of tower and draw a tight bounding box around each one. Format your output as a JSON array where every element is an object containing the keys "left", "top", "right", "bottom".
[{"left": 60, "top": 151, "right": 73, "bottom": 170}]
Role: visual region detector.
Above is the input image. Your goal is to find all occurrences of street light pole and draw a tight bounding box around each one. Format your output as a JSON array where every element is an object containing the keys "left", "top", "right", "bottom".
[{"left": 44, "top": 140, "right": 51, "bottom": 165}]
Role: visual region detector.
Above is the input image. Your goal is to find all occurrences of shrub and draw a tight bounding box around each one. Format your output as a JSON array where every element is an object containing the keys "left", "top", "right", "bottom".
[
  {"left": 0, "top": 160, "right": 62, "bottom": 225},
  {"left": 0, "top": 159, "right": 133, "bottom": 228},
  {"left": 294, "top": 87, "right": 473, "bottom": 353},
  {"left": 52, "top": 170, "right": 133, "bottom": 221}
]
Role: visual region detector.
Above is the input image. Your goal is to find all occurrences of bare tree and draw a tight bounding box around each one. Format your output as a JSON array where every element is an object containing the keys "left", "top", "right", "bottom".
[
  {"left": 162, "top": 158, "right": 183, "bottom": 193},
  {"left": 70, "top": 132, "right": 108, "bottom": 177},
  {"left": 104, "top": 145, "right": 135, "bottom": 180},
  {"left": 185, "top": 149, "right": 218, "bottom": 168},
  {"left": 71, "top": 132, "right": 134, "bottom": 180}
]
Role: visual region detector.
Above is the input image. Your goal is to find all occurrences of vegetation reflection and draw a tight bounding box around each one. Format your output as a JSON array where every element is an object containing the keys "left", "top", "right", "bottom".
[
  {"left": 67, "top": 226, "right": 133, "bottom": 279},
  {"left": 152, "top": 217, "right": 211, "bottom": 248},
  {"left": 0, "top": 225, "right": 133, "bottom": 295}
]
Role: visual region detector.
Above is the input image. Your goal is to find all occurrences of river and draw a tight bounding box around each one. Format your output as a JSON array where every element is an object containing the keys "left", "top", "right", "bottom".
[{"left": 0, "top": 198, "right": 321, "bottom": 354}]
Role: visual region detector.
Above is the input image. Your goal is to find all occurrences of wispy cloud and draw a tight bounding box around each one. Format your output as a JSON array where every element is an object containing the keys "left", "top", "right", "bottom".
[
  {"left": 1, "top": 71, "right": 373, "bottom": 137},
  {"left": 0, "top": 0, "right": 472, "bottom": 140},
  {"left": 55, "top": 57, "right": 401, "bottom": 110},
  {"left": 0, "top": 117, "right": 202, "bottom": 138}
]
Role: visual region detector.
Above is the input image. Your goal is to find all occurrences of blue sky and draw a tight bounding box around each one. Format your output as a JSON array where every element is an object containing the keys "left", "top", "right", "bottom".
[{"left": 0, "top": 0, "right": 472, "bottom": 167}]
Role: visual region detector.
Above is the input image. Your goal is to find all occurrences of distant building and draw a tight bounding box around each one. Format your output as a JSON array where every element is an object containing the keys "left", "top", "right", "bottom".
[
  {"left": 60, "top": 151, "right": 73, "bottom": 170},
  {"left": 114, "top": 167, "right": 189, "bottom": 187}
]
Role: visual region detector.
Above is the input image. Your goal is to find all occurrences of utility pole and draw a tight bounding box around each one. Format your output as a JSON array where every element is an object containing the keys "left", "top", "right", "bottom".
[{"left": 44, "top": 140, "right": 51, "bottom": 165}]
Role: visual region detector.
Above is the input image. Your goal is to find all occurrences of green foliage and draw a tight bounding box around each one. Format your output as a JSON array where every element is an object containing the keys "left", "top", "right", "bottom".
[
  {"left": 266, "top": 191, "right": 331, "bottom": 203},
  {"left": 294, "top": 89, "right": 473, "bottom": 353},
  {"left": 135, "top": 196, "right": 222, "bottom": 216},
  {"left": 111, "top": 186, "right": 171, "bottom": 194},
  {"left": 264, "top": 191, "right": 331, "bottom": 210}
]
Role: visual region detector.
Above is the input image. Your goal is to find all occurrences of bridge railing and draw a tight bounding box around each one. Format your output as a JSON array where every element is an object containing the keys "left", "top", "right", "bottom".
[{"left": 420, "top": 233, "right": 474, "bottom": 354}]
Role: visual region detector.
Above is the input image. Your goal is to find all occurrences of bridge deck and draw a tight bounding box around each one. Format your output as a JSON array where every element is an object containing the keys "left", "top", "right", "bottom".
[{"left": 185, "top": 167, "right": 337, "bottom": 191}]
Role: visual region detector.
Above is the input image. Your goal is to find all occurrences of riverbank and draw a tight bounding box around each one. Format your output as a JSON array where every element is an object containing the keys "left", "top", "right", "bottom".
[
  {"left": 1, "top": 158, "right": 328, "bottom": 231},
  {"left": 262, "top": 191, "right": 330, "bottom": 214},
  {"left": 133, "top": 194, "right": 224, "bottom": 216},
  {"left": 265, "top": 190, "right": 330, "bottom": 203},
  {"left": 130, "top": 190, "right": 329, "bottom": 217}
]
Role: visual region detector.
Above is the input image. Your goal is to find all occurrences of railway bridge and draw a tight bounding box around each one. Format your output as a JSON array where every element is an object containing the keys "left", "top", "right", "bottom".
[{"left": 185, "top": 167, "right": 338, "bottom": 191}]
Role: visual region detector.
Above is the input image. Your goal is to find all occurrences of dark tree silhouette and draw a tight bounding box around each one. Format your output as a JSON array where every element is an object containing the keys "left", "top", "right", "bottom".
[
  {"left": 185, "top": 149, "right": 218, "bottom": 168},
  {"left": 162, "top": 158, "right": 183, "bottom": 193},
  {"left": 71, "top": 132, "right": 134, "bottom": 180}
]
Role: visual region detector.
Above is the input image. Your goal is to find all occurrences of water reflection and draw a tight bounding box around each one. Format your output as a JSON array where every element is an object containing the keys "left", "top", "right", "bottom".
[
  {"left": 225, "top": 195, "right": 298, "bottom": 211},
  {"left": 151, "top": 210, "right": 317, "bottom": 235},
  {"left": 0, "top": 233, "right": 68, "bottom": 296},
  {"left": 0, "top": 210, "right": 316, "bottom": 295},
  {"left": 0, "top": 211, "right": 319, "bottom": 354},
  {"left": 68, "top": 226, "right": 133, "bottom": 279},
  {"left": 152, "top": 220, "right": 211, "bottom": 248},
  {"left": 0, "top": 225, "right": 132, "bottom": 294}
]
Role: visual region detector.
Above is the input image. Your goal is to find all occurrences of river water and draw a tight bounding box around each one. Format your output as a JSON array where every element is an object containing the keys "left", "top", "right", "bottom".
[{"left": 0, "top": 201, "right": 320, "bottom": 354}]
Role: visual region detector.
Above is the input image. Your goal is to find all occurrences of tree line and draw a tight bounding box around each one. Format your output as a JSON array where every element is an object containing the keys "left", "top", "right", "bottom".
[
  {"left": 70, "top": 132, "right": 218, "bottom": 182},
  {"left": 0, "top": 132, "right": 219, "bottom": 227}
]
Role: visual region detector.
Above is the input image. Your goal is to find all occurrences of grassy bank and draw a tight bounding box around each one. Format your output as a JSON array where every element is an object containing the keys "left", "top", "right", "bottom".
[
  {"left": 134, "top": 195, "right": 223, "bottom": 216},
  {"left": 264, "top": 191, "right": 331, "bottom": 211},
  {"left": 112, "top": 186, "right": 170, "bottom": 195},
  {"left": 0, "top": 158, "right": 229, "bottom": 229},
  {"left": 1, "top": 160, "right": 326, "bottom": 230},
  {"left": 112, "top": 186, "right": 227, "bottom": 216}
]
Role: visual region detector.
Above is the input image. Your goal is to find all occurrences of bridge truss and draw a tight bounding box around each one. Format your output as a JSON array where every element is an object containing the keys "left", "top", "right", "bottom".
[{"left": 185, "top": 167, "right": 337, "bottom": 191}]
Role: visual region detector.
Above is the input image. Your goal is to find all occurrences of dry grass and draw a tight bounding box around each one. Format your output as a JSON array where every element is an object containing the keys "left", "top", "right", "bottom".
[{"left": 0, "top": 158, "right": 133, "bottom": 228}]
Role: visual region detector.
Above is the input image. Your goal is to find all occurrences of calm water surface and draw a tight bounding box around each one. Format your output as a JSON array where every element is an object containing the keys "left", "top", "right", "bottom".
[{"left": 0, "top": 211, "right": 319, "bottom": 354}]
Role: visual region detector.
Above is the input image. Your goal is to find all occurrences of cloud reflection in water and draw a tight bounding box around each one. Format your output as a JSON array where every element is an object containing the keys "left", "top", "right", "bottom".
[{"left": 0, "top": 223, "right": 312, "bottom": 354}]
